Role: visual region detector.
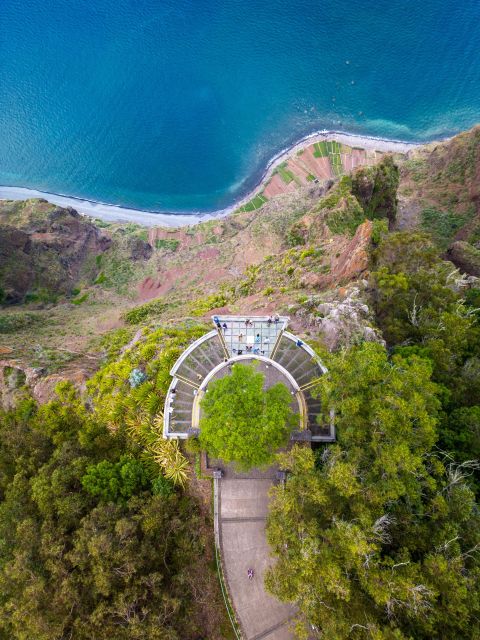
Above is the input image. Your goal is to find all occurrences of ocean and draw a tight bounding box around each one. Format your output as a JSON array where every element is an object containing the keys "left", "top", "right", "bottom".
[{"left": 1, "top": 0, "right": 480, "bottom": 214}]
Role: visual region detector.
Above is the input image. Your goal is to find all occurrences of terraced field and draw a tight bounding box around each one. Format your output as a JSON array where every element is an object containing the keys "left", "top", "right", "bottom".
[{"left": 236, "top": 138, "right": 390, "bottom": 211}]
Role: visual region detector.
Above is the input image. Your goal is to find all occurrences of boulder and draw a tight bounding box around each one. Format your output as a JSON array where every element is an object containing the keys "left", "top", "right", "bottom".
[
  {"left": 297, "top": 286, "right": 385, "bottom": 351},
  {"left": 447, "top": 241, "right": 480, "bottom": 277},
  {"left": 128, "top": 237, "right": 153, "bottom": 261}
]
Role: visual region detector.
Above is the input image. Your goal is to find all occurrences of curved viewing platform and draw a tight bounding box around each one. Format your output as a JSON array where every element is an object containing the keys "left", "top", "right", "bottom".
[{"left": 163, "top": 315, "right": 334, "bottom": 442}]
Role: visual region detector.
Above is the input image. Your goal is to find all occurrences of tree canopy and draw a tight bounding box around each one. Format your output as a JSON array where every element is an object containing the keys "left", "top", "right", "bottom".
[
  {"left": 199, "top": 363, "right": 297, "bottom": 469},
  {"left": 265, "top": 230, "right": 480, "bottom": 639},
  {"left": 0, "top": 327, "right": 231, "bottom": 640},
  {"left": 266, "top": 343, "right": 480, "bottom": 640},
  {"left": 370, "top": 231, "right": 480, "bottom": 489}
]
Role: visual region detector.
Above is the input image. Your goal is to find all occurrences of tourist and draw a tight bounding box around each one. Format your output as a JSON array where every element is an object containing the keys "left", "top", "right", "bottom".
[
  {"left": 296, "top": 339, "right": 303, "bottom": 347},
  {"left": 255, "top": 333, "right": 261, "bottom": 343},
  {"left": 264, "top": 336, "right": 270, "bottom": 344},
  {"left": 222, "top": 322, "right": 227, "bottom": 332},
  {"left": 274, "top": 314, "right": 280, "bottom": 324},
  {"left": 267, "top": 316, "right": 272, "bottom": 325},
  {"left": 238, "top": 332, "right": 244, "bottom": 342}
]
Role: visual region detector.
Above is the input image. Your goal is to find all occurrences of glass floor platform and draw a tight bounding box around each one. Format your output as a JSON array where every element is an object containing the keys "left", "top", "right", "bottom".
[{"left": 212, "top": 315, "right": 288, "bottom": 359}]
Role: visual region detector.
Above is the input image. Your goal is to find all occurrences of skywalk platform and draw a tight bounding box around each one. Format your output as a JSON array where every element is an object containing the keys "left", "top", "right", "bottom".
[{"left": 163, "top": 315, "right": 334, "bottom": 442}]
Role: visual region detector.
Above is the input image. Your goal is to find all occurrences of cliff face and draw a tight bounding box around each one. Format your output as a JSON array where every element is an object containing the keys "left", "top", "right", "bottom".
[
  {"left": 1, "top": 126, "right": 480, "bottom": 404},
  {"left": 398, "top": 126, "right": 480, "bottom": 250},
  {"left": 0, "top": 199, "right": 111, "bottom": 303}
]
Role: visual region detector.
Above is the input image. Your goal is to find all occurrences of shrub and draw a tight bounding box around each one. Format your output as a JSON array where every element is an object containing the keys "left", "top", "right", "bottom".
[
  {"left": 185, "top": 437, "right": 202, "bottom": 455},
  {"left": 189, "top": 289, "right": 233, "bottom": 316},
  {"left": 123, "top": 299, "right": 168, "bottom": 324},
  {"left": 0, "top": 312, "right": 40, "bottom": 334},
  {"left": 371, "top": 218, "right": 389, "bottom": 245},
  {"left": 286, "top": 223, "right": 306, "bottom": 247},
  {"left": 72, "top": 293, "right": 89, "bottom": 305},
  {"left": 155, "top": 238, "right": 180, "bottom": 251},
  {"left": 421, "top": 207, "right": 469, "bottom": 249},
  {"left": 151, "top": 473, "right": 175, "bottom": 497},
  {"left": 81, "top": 455, "right": 150, "bottom": 503}
]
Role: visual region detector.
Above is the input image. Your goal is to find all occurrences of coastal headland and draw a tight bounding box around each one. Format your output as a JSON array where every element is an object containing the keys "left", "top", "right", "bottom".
[{"left": 0, "top": 131, "right": 420, "bottom": 228}]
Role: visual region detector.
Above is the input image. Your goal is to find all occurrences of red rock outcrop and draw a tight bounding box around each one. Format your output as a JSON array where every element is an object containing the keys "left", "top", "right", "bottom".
[{"left": 331, "top": 219, "right": 372, "bottom": 281}]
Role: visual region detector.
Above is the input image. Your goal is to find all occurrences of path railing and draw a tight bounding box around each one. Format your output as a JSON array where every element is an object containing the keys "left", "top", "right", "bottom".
[
  {"left": 214, "top": 475, "right": 243, "bottom": 639},
  {"left": 215, "top": 543, "right": 243, "bottom": 640}
]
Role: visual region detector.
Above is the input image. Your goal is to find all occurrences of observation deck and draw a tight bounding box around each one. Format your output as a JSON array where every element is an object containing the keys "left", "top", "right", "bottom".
[{"left": 163, "top": 315, "right": 335, "bottom": 442}]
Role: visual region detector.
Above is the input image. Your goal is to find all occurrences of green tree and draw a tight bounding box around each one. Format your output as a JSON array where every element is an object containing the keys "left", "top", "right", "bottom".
[
  {"left": 199, "top": 363, "right": 297, "bottom": 469},
  {"left": 442, "top": 405, "right": 480, "bottom": 472},
  {"left": 0, "top": 388, "right": 228, "bottom": 640},
  {"left": 370, "top": 231, "right": 480, "bottom": 490},
  {"left": 265, "top": 343, "right": 480, "bottom": 639},
  {"left": 81, "top": 455, "right": 150, "bottom": 502}
]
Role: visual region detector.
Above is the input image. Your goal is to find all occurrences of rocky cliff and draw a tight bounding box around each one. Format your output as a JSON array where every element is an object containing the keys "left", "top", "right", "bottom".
[
  {"left": 1, "top": 126, "right": 480, "bottom": 403},
  {"left": 0, "top": 198, "right": 111, "bottom": 303}
]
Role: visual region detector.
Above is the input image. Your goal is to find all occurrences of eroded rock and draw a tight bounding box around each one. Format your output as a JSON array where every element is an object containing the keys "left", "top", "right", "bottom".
[
  {"left": 331, "top": 219, "right": 372, "bottom": 282},
  {"left": 447, "top": 241, "right": 480, "bottom": 277},
  {"left": 0, "top": 199, "right": 111, "bottom": 303},
  {"left": 297, "top": 286, "right": 384, "bottom": 351}
]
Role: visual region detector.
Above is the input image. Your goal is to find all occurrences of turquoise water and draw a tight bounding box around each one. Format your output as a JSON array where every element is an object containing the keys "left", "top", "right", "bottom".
[{"left": 1, "top": 0, "right": 480, "bottom": 213}]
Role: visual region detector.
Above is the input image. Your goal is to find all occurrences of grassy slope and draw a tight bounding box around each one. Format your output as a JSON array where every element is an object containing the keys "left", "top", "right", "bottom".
[
  {"left": 2, "top": 126, "right": 480, "bottom": 375},
  {"left": 0, "top": 186, "right": 322, "bottom": 365},
  {"left": 398, "top": 126, "right": 480, "bottom": 247}
]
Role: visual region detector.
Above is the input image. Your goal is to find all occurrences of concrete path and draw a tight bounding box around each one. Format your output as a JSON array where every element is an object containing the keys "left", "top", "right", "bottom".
[{"left": 217, "top": 476, "right": 296, "bottom": 640}]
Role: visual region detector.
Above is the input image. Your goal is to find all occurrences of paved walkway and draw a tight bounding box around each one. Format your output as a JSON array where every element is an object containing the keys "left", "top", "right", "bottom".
[{"left": 216, "top": 473, "right": 296, "bottom": 640}]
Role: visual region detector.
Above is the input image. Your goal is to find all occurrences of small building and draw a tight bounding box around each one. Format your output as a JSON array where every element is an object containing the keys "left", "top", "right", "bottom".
[{"left": 163, "top": 315, "right": 335, "bottom": 442}]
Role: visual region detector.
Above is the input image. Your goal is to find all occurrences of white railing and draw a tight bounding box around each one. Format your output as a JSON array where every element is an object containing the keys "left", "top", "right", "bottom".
[
  {"left": 170, "top": 330, "right": 219, "bottom": 376},
  {"left": 198, "top": 354, "right": 300, "bottom": 392},
  {"left": 282, "top": 331, "right": 328, "bottom": 374}
]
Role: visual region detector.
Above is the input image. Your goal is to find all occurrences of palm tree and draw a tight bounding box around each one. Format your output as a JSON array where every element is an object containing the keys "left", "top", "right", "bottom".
[
  {"left": 151, "top": 438, "right": 189, "bottom": 487},
  {"left": 163, "top": 448, "right": 189, "bottom": 487}
]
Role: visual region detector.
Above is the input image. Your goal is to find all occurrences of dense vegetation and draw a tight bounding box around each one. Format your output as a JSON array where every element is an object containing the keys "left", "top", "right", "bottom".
[
  {"left": 0, "top": 324, "right": 232, "bottom": 640},
  {"left": 1, "top": 129, "right": 480, "bottom": 639},
  {"left": 199, "top": 363, "right": 297, "bottom": 469},
  {"left": 0, "top": 390, "right": 202, "bottom": 639},
  {"left": 266, "top": 230, "right": 480, "bottom": 639},
  {"left": 371, "top": 231, "right": 480, "bottom": 478}
]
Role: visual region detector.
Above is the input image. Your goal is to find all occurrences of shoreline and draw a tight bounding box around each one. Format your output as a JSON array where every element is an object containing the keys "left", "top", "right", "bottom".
[{"left": 0, "top": 129, "right": 426, "bottom": 228}]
